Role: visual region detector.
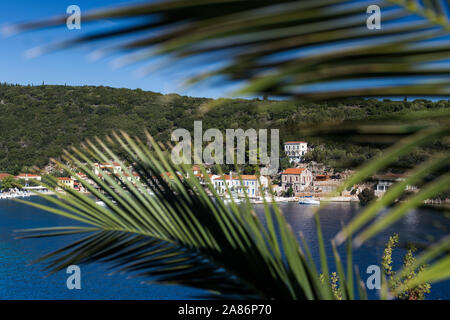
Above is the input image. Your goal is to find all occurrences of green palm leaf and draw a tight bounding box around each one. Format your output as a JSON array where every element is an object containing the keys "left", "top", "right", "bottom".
[
  {"left": 7, "top": 0, "right": 450, "bottom": 299},
  {"left": 17, "top": 132, "right": 331, "bottom": 299},
  {"left": 6, "top": 0, "right": 450, "bottom": 99}
]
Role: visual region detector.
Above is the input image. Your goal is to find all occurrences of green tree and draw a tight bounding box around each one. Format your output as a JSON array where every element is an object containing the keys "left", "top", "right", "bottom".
[
  {"left": 0, "top": 176, "right": 19, "bottom": 191},
  {"left": 285, "top": 186, "right": 294, "bottom": 197},
  {"left": 382, "top": 234, "right": 431, "bottom": 300},
  {"left": 358, "top": 188, "right": 377, "bottom": 206}
]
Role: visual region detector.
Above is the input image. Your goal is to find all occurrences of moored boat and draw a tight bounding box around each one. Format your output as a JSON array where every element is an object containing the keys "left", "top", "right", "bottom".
[{"left": 298, "top": 196, "right": 320, "bottom": 205}]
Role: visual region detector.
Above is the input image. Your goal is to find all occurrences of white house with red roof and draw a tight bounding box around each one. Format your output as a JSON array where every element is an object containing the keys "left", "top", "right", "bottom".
[
  {"left": 284, "top": 141, "right": 308, "bottom": 162},
  {"left": 281, "top": 168, "right": 313, "bottom": 192},
  {"left": 93, "top": 162, "right": 123, "bottom": 175}
]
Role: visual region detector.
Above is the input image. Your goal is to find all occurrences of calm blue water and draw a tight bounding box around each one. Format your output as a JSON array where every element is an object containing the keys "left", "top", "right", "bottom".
[{"left": 0, "top": 197, "right": 448, "bottom": 300}]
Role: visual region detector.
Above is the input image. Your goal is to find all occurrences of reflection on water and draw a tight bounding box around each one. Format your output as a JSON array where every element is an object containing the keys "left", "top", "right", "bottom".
[{"left": 0, "top": 198, "right": 448, "bottom": 299}]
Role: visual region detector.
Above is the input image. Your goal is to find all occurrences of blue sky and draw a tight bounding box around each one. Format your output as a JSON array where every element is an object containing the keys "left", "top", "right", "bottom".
[
  {"left": 0, "top": 0, "right": 236, "bottom": 98},
  {"left": 0, "top": 1, "right": 448, "bottom": 100}
]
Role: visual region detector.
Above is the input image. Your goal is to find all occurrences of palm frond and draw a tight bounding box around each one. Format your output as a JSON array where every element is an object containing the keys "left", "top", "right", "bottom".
[
  {"left": 6, "top": 0, "right": 450, "bottom": 99},
  {"left": 17, "top": 131, "right": 332, "bottom": 299},
  {"left": 14, "top": 127, "right": 449, "bottom": 298},
  {"left": 7, "top": 0, "right": 450, "bottom": 299}
]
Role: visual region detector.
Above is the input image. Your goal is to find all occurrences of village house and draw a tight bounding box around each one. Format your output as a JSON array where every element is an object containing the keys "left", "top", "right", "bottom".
[
  {"left": 187, "top": 166, "right": 212, "bottom": 184},
  {"left": 71, "top": 172, "right": 98, "bottom": 188},
  {"left": 284, "top": 141, "right": 308, "bottom": 162},
  {"left": 73, "top": 181, "right": 83, "bottom": 192},
  {"left": 93, "top": 162, "right": 123, "bottom": 175},
  {"left": 281, "top": 168, "right": 313, "bottom": 193},
  {"left": 116, "top": 172, "right": 141, "bottom": 182},
  {"left": 56, "top": 177, "right": 74, "bottom": 189},
  {"left": 373, "top": 173, "right": 416, "bottom": 196},
  {"left": 212, "top": 173, "right": 269, "bottom": 197},
  {"left": 194, "top": 172, "right": 216, "bottom": 186}
]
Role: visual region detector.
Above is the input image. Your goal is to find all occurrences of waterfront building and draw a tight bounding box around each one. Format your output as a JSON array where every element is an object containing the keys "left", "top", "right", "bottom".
[
  {"left": 281, "top": 168, "right": 313, "bottom": 193},
  {"left": 212, "top": 173, "right": 269, "bottom": 197},
  {"left": 373, "top": 173, "right": 416, "bottom": 196},
  {"left": 56, "top": 177, "right": 74, "bottom": 189}
]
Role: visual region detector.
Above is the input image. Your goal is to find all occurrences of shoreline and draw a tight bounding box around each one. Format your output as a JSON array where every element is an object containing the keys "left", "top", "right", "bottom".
[{"left": 0, "top": 190, "right": 56, "bottom": 199}]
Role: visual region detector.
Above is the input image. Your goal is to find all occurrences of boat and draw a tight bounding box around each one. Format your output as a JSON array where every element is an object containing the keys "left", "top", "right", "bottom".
[
  {"left": 0, "top": 190, "right": 32, "bottom": 199},
  {"left": 298, "top": 196, "right": 320, "bottom": 205},
  {"left": 95, "top": 198, "right": 117, "bottom": 207},
  {"left": 95, "top": 200, "right": 107, "bottom": 207}
]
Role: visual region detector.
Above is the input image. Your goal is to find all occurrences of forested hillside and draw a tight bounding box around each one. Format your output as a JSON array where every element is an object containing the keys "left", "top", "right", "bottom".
[{"left": 0, "top": 83, "right": 448, "bottom": 173}]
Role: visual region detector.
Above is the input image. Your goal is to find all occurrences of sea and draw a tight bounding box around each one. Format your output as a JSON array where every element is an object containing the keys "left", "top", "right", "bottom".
[{"left": 0, "top": 197, "right": 448, "bottom": 300}]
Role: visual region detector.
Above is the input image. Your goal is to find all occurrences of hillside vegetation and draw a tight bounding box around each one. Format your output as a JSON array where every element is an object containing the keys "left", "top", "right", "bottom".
[{"left": 0, "top": 83, "right": 448, "bottom": 174}]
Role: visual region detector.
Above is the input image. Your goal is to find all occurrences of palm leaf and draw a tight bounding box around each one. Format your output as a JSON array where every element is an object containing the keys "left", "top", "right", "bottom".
[
  {"left": 5, "top": 0, "right": 450, "bottom": 99},
  {"left": 7, "top": 0, "right": 450, "bottom": 299},
  {"left": 16, "top": 128, "right": 449, "bottom": 298},
  {"left": 17, "top": 131, "right": 336, "bottom": 299}
]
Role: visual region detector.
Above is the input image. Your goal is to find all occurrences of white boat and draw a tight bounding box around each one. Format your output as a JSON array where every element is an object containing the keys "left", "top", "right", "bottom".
[
  {"left": 95, "top": 200, "right": 107, "bottom": 207},
  {"left": 298, "top": 196, "right": 320, "bottom": 205}
]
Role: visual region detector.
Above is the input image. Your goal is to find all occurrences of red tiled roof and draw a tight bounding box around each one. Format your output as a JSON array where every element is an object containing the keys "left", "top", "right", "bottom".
[
  {"left": 212, "top": 175, "right": 231, "bottom": 180},
  {"left": 194, "top": 172, "right": 214, "bottom": 178},
  {"left": 240, "top": 175, "right": 258, "bottom": 180},
  {"left": 161, "top": 172, "right": 183, "bottom": 180},
  {"left": 115, "top": 172, "right": 140, "bottom": 177},
  {"left": 101, "top": 161, "right": 121, "bottom": 166},
  {"left": 282, "top": 168, "right": 306, "bottom": 175},
  {"left": 0, "top": 173, "right": 12, "bottom": 180},
  {"left": 57, "top": 177, "right": 72, "bottom": 181}
]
